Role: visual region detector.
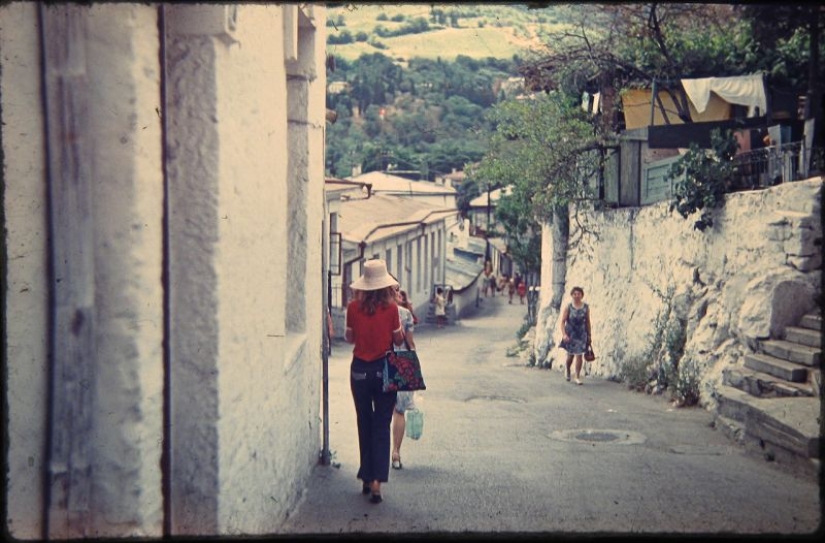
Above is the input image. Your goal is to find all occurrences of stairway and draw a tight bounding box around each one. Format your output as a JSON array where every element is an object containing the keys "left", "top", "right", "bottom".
[
  {"left": 424, "top": 302, "right": 457, "bottom": 325},
  {"left": 714, "top": 311, "right": 822, "bottom": 477}
]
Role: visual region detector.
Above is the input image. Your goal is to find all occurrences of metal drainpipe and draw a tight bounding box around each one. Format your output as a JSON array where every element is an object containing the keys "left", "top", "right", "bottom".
[{"left": 158, "top": 5, "right": 172, "bottom": 537}]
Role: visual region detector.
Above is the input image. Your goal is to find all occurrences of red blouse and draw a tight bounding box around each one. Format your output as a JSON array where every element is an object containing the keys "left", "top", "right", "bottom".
[{"left": 346, "top": 300, "right": 402, "bottom": 362}]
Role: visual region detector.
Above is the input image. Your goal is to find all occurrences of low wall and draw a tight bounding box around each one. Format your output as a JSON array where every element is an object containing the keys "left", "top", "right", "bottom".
[{"left": 535, "top": 178, "right": 822, "bottom": 408}]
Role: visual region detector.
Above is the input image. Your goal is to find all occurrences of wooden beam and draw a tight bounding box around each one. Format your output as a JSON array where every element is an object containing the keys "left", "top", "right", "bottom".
[{"left": 647, "top": 117, "right": 769, "bottom": 149}]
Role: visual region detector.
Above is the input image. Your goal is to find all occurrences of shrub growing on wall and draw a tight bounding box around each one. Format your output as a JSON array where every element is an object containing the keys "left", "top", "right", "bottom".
[{"left": 668, "top": 128, "right": 739, "bottom": 231}]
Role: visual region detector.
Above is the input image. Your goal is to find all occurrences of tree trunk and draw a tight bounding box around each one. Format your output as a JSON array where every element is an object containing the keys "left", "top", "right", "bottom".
[
  {"left": 534, "top": 203, "right": 570, "bottom": 367},
  {"left": 549, "top": 203, "right": 570, "bottom": 311}
]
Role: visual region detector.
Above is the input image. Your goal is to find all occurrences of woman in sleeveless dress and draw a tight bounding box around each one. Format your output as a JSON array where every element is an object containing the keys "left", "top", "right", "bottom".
[{"left": 559, "top": 286, "right": 592, "bottom": 385}]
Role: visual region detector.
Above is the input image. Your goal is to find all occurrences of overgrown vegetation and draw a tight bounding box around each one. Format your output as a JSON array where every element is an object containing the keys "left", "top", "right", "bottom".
[
  {"left": 617, "top": 285, "right": 698, "bottom": 406},
  {"left": 667, "top": 129, "right": 739, "bottom": 231}
]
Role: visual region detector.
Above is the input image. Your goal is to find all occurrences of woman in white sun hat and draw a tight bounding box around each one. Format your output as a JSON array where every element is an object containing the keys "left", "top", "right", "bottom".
[{"left": 345, "top": 259, "right": 405, "bottom": 504}]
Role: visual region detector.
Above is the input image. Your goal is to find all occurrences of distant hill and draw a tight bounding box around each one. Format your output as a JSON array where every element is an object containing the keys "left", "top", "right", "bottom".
[{"left": 326, "top": 3, "right": 571, "bottom": 62}]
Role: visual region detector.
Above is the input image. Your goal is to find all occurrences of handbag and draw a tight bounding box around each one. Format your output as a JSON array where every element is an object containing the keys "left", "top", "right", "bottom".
[
  {"left": 584, "top": 344, "right": 596, "bottom": 362},
  {"left": 383, "top": 339, "right": 426, "bottom": 393},
  {"left": 405, "top": 408, "right": 424, "bottom": 440}
]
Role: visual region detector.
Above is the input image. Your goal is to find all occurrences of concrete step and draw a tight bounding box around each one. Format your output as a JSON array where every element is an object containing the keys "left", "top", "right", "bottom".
[
  {"left": 723, "top": 367, "right": 813, "bottom": 397},
  {"left": 743, "top": 353, "right": 808, "bottom": 383},
  {"left": 425, "top": 305, "right": 457, "bottom": 325},
  {"left": 799, "top": 313, "right": 822, "bottom": 331},
  {"left": 759, "top": 339, "right": 821, "bottom": 367},
  {"left": 714, "top": 385, "right": 821, "bottom": 459},
  {"left": 712, "top": 413, "right": 745, "bottom": 443},
  {"left": 784, "top": 326, "right": 822, "bottom": 349},
  {"left": 712, "top": 412, "right": 820, "bottom": 479}
]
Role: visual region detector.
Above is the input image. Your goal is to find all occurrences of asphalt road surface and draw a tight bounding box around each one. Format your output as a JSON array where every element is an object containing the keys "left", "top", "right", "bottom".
[{"left": 278, "top": 294, "right": 821, "bottom": 537}]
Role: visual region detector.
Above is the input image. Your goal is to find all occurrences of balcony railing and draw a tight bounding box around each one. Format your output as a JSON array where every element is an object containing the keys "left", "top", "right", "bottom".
[{"left": 730, "top": 141, "right": 817, "bottom": 191}]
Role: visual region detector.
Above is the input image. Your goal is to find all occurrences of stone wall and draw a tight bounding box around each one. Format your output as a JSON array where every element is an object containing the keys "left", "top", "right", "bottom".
[{"left": 534, "top": 178, "right": 822, "bottom": 407}]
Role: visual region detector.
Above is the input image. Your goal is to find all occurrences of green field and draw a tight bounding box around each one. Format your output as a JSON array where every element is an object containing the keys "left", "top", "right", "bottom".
[{"left": 326, "top": 3, "right": 569, "bottom": 61}]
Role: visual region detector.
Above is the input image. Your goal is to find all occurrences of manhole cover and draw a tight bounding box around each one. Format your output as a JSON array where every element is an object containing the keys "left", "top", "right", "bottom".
[
  {"left": 548, "top": 429, "right": 647, "bottom": 445},
  {"left": 576, "top": 431, "right": 620, "bottom": 442}
]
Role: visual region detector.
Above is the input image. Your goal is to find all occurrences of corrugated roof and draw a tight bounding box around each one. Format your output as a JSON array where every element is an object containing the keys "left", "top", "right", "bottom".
[
  {"left": 338, "top": 193, "right": 457, "bottom": 244},
  {"left": 353, "top": 171, "right": 457, "bottom": 195}
]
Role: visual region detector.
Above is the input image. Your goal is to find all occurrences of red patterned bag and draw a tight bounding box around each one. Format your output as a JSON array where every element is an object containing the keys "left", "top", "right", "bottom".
[{"left": 383, "top": 349, "right": 426, "bottom": 392}]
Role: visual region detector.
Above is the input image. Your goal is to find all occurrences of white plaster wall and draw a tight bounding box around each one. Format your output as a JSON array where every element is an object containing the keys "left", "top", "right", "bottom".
[
  {"left": 211, "top": 5, "right": 292, "bottom": 533},
  {"left": 211, "top": 4, "right": 326, "bottom": 533},
  {"left": 535, "top": 178, "right": 822, "bottom": 407},
  {"left": 1, "top": 3, "right": 49, "bottom": 539},
  {"left": 85, "top": 5, "right": 165, "bottom": 536}
]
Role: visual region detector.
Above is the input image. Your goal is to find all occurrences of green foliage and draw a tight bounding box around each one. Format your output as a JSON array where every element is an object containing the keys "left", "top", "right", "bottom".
[
  {"left": 325, "top": 52, "right": 516, "bottom": 179},
  {"left": 671, "top": 356, "right": 701, "bottom": 407},
  {"left": 374, "top": 17, "right": 431, "bottom": 39},
  {"left": 328, "top": 30, "right": 354, "bottom": 45},
  {"left": 618, "top": 285, "right": 699, "bottom": 405},
  {"left": 470, "top": 92, "right": 604, "bottom": 277},
  {"left": 618, "top": 356, "right": 652, "bottom": 392},
  {"left": 736, "top": 5, "right": 825, "bottom": 88},
  {"left": 474, "top": 93, "right": 602, "bottom": 222},
  {"left": 668, "top": 129, "right": 739, "bottom": 231}
]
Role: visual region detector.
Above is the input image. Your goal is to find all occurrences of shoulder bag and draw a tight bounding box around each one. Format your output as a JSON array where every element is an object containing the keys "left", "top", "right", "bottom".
[{"left": 383, "top": 338, "right": 426, "bottom": 392}]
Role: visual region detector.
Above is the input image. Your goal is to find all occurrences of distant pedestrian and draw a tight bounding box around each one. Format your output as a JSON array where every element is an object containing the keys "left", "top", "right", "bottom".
[
  {"left": 345, "top": 259, "right": 405, "bottom": 504},
  {"left": 391, "top": 284, "right": 417, "bottom": 470},
  {"left": 507, "top": 276, "right": 516, "bottom": 304},
  {"left": 517, "top": 280, "right": 527, "bottom": 304},
  {"left": 434, "top": 287, "right": 447, "bottom": 328},
  {"left": 559, "top": 286, "right": 592, "bottom": 385},
  {"left": 398, "top": 289, "right": 418, "bottom": 325},
  {"left": 483, "top": 260, "right": 493, "bottom": 297}
]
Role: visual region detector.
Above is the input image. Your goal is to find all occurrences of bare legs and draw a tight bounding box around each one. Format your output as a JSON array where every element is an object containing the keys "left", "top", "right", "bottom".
[
  {"left": 391, "top": 410, "right": 404, "bottom": 468},
  {"left": 565, "top": 354, "right": 584, "bottom": 384}
]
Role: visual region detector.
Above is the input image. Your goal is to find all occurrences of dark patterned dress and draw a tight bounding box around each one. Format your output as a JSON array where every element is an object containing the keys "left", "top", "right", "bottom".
[{"left": 563, "top": 303, "right": 589, "bottom": 355}]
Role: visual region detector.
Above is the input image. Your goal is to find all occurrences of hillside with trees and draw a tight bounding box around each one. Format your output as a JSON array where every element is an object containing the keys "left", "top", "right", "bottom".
[{"left": 324, "top": 4, "right": 566, "bottom": 183}]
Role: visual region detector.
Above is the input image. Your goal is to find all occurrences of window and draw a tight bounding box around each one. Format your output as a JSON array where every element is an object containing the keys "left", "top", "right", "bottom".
[
  {"left": 415, "top": 238, "right": 421, "bottom": 292},
  {"left": 396, "top": 244, "right": 403, "bottom": 287}
]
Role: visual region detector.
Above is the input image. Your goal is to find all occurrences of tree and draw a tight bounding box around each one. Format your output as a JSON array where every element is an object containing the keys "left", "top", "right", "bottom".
[
  {"left": 472, "top": 92, "right": 605, "bottom": 319},
  {"left": 519, "top": 4, "right": 755, "bottom": 126},
  {"left": 736, "top": 4, "right": 824, "bottom": 152}
]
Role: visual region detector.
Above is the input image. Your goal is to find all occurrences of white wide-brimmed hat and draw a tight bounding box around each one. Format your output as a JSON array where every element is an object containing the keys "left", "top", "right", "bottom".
[{"left": 350, "top": 259, "right": 398, "bottom": 291}]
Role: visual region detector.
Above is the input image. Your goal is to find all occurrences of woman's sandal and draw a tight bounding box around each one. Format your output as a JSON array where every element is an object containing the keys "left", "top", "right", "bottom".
[
  {"left": 362, "top": 483, "right": 370, "bottom": 495},
  {"left": 370, "top": 492, "right": 383, "bottom": 504}
]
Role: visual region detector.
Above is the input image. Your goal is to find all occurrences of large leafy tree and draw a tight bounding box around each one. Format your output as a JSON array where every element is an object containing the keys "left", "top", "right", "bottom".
[{"left": 471, "top": 92, "right": 605, "bottom": 315}]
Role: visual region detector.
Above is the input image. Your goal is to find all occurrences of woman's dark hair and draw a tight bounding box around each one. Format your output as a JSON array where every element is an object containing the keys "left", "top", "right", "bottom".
[
  {"left": 571, "top": 286, "right": 584, "bottom": 296},
  {"left": 359, "top": 286, "right": 395, "bottom": 315}
]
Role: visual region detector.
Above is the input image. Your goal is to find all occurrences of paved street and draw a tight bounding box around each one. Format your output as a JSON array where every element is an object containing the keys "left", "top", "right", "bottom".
[{"left": 278, "top": 294, "right": 821, "bottom": 536}]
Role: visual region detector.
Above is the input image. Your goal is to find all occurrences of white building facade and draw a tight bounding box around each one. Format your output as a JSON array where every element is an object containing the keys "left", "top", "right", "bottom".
[
  {"left": 328, "top": 193, "right": 456, "bottom": 336},
  {"left": 2, "top": 3, "right": 326, "bottom": 538}
]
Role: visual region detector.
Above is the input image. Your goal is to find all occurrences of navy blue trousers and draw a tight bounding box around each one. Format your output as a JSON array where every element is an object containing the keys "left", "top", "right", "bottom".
[{"left": 350, "top": 357, "right": 397, "bottom": 484}]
